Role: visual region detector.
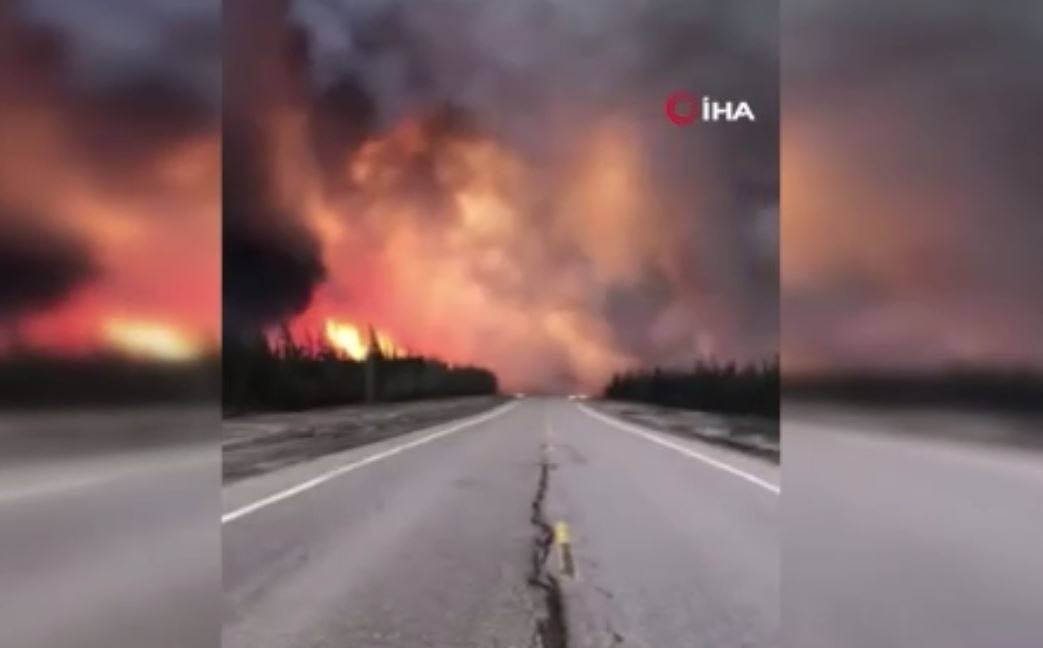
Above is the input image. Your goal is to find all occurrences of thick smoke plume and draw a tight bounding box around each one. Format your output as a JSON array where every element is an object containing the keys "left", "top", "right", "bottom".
[
  {"left": 0, "top": 220, "right": 96, "bottom": 321},
  {"left": 227, "top": 0, "right": 779, "bottom": 390},
  {"left": 0, "top": 0, "right": 220, "bottom": 351},
  {"left": 784, "top": 0, "right": 1043, "bottom": 370},
  {"left": 223, "top": 0, "right": 329, "bottom": 334}
]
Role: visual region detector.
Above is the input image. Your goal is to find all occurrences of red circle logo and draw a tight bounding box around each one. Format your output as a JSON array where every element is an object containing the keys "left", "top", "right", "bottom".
[{"left": 665, "top": 91, "right": 698, "bottom": 126}]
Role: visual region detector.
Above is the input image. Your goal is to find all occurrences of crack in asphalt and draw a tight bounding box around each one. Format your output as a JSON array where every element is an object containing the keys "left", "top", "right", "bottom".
[{"left": 528, "top": 443, "right": 568, "bottom": 648}]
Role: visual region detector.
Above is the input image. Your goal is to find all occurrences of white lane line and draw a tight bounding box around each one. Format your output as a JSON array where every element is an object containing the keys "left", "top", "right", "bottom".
[
  {"left": 222, "top": 402, "right": 519, "bottom": 524},
  {"left": 577, "top": 404, "right": 780, "bottom": 495}
]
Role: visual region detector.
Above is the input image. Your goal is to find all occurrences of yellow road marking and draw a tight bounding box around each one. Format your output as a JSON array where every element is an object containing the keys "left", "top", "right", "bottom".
[
  {"left": 554, "top": 521, "right": 577, "bottom": 578},
  {"left": 553, "top": 521, "right": 571, "bottom": 545}
]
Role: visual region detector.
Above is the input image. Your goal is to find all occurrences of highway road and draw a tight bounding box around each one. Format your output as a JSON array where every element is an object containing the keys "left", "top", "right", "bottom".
[
  {"left": 5, "top": 401, "right": 1035, "bottom": 647},
  {"left": 0, "top": 407, "right": 219, "bottom": 648},
  {"left": 223, "top": 397, "right": 780, "bottom": 648},
  {"left": 784, "top": 405, "right": 1043, "bottom": 648}
]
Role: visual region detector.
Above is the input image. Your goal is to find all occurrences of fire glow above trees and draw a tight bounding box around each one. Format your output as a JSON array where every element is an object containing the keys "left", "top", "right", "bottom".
[
  {"left": 324, "top": 319, "right": 403, "bottom": 361},
  {"left": 223, "top": 0, "right": 780, "bottom": 392},
  {"left": 0, "top": 2, "right": 220, "bottom": 359}
]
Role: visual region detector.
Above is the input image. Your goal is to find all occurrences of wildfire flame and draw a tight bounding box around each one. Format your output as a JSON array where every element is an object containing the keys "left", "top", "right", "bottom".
[
  {"left": 324, "top": 318, "right": 403, "bottom": 360},
  {"left": 103, "top": 318, "right": 202, "bottom": 362},
  {"left": 294, "top": 116, "right": 645, "bottom": 389}
]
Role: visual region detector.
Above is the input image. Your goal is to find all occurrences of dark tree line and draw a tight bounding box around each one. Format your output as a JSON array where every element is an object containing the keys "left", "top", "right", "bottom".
[
  {"left": 0, "top": 352, "right": 219, "bottom": 406},
  {"left": 604, "top": 358, "right": 780, "bottom": 418},
  {"left": 785, "top": 368, "right": 1043, "bottom": 412},
  {"left": 222, "top": 329, "right": 498, "bottom": 414}
]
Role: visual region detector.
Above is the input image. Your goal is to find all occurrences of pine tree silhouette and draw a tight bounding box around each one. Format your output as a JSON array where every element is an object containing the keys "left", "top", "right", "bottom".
[{"left": 366, "top": 324, "right": 385, "bottom": 361}]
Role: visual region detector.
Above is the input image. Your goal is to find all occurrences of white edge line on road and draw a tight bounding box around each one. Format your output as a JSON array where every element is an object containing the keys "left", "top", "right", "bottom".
[
  {"left": 577, "top": 403, "right": 780, "bottom": 495},
  {"left": 222, "top": 401, "right": 519, "bottom": 524}
]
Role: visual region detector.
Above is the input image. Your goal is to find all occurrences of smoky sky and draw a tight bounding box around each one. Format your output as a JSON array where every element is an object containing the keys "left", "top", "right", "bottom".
[
  {"left": 0, "top": 0, "right": 220, "bottom": 341},
  {"left": 8, "top": 0, "right": 219, "bottom": 176},
  {"left": 783, "top": 0, "right": 1043, "bottom": 369},
  {"left": 0, "top": 219, "right": 96, "bottom": 321},
  {"left": 223, "top": 0, "right": 329, "bottom": 333},
  {"left": 223, "top": 119, "right": 328, "bottom": 331},
  {"left": 226, "top": 0, "right": 778, "bottom": 389}
]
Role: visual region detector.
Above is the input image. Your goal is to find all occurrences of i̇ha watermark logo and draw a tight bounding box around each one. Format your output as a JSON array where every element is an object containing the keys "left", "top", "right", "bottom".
[{"left": 664, "top": 90, "right": 755, "bottom": 126}]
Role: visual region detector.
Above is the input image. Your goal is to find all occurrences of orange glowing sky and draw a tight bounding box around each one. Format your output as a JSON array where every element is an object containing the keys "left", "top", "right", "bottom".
[
  {"left": 0, "top": 4, "right": 220, "bottom": 359},
  {"left": 1, "top": 128, "right": 221, "bottom": 358},
  {"left": 225, "top": 0, "right": 780, "bottom": 392},
  {"left": 273, "top": 106, "right": 779, "bottom": 390},
  {"left": 283, "top": 118, "right": 692, "bottom": 390}
]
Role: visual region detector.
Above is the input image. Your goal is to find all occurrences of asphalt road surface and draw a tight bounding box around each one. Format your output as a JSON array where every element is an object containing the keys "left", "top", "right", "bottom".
[
  {"left": 784, "top": 405, "right": 1043, "bottom": 648},
  {"left": 6, "top": 401, "right": 1035, "bottom": 647},
  {"left": 0, "top": 407, "right": 219, "bottom": 648},
  {"left": 223, "top": 397, "right": 780, "bottom": 648}
]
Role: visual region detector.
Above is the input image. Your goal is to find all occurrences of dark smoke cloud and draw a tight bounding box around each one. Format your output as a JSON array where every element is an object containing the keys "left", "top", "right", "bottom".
[
  {"left": 308, "top": 75, "right": 378, "bottom": 192},
  {"left": 783, "top": 0, "right": 1043, "bottom": 369},
  {"left": 223, "top": 122, "right": 327, "bottom": 331},
  {"left": 0, "top": 1, "right": 220, "bottom": 337},
  {"left": 231, "top": 0, "right": 779, "bottom": 387},
  {"left": 14, "top": 0, "right": 220, "bottom": 100},
  {"left": 0, "top": 219, "right": 97, "bottom": 321},
  {"left": 8, "top": 0, "right": 220, "bottom": 163},
  {"left": 223, "top": 0, "right": 332, "bottom": 334},
  {"left": 351, "top": 3, "right": 776, "bottom": 319},
  {"left": 0, "top": 0, "right": 220, "bottom": 202}
]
